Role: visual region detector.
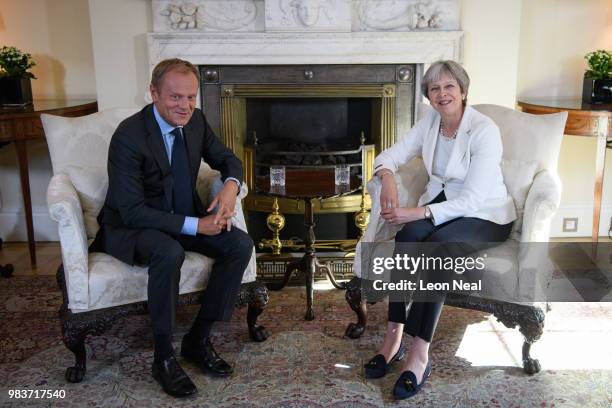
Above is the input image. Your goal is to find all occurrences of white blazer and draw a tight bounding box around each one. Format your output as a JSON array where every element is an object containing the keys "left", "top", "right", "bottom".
[{"left": 373, "top": 105, "right": 516, "bottom": 226}]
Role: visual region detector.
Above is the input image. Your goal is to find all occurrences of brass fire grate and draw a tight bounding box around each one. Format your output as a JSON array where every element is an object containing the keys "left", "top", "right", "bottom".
[{"left": 256, "top": 255, "right": 355, "bottom": 286}]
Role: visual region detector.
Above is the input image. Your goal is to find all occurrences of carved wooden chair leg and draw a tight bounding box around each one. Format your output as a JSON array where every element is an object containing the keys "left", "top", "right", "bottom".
[
  {"left": 491, "top": 300, "right": 545, "bottom": 375},
  {"left": 522, "top": 340, "right": 541, "bottom": 374},
  {"left": 246, "top": 282, "right": 270, "bottom": 342},
  {"left": 235, "top": 281, "right": 270, "bottom": 342},
  {"left": 345, "top": 277, "right": 368, "bottom": 338},
  {"left": 518, "top": 306, "right": 545, "bottom": 374},
  {"left": 61, "top": 319, "right": 88, "bottom": 383}
]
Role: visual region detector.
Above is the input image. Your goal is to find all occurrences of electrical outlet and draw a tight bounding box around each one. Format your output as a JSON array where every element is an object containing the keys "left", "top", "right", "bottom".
[{"left": 562, "top": 217, "right": 578, "bottom": 232}]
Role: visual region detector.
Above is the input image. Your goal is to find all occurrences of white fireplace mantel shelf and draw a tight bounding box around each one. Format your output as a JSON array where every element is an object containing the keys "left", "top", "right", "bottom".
[{"left": 147, "top": 31, "right": 464, "bottom": 68}]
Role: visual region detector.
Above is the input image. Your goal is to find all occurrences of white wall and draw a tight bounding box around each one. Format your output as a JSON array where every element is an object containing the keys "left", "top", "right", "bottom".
[
  {"left": 461, "top": 0, "right": 522, "bottom": 108},
  {"left": 88, "top": 0, "right": 152, "bottom": 110},
  {"left": 0, "top": 0, "right": 96, "bottom": 241},
  {"left": 517, "top": 0, "right": 612, "bottom": 237}
]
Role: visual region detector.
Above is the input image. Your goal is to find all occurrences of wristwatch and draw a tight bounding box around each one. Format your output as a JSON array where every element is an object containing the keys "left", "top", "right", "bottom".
[{"left": 424, "top": 205, "right": 433, "bottom": 220}]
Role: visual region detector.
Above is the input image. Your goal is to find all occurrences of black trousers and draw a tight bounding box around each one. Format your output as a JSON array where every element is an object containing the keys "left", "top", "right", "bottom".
[
  {"left": 388, "top": 193, "right": 512, "bottom": 342},
  {"left": 133, "top": 227, "right": 254, "bottom": 338}
]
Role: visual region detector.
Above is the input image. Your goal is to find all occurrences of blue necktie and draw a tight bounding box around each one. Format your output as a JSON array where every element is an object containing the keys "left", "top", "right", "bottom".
[{"left": 170, "top": 127, "right": 195, "bottom": 216}]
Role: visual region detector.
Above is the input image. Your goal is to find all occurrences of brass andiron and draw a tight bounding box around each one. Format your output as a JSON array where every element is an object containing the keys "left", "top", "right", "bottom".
[
  {"left": 354, "top": 186, "right": 370, "bottom": 240},
  {"left": 258, "top": 197, "right": 286, "bottom": 255},
  {"left": 354, "top": 131, "right": 370, "bottom": 240}
]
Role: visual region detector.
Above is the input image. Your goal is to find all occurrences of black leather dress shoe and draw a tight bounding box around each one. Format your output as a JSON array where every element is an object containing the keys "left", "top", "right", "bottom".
[
  {"left": 151, "top": 355, "right": 197, "bottom": 398},
  {"left": 181, "top": 335, "right": 233, "bottom": 377}
]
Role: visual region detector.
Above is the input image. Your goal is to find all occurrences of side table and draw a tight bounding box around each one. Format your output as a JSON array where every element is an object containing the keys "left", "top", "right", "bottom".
[
  {"left": 257, "top": 169, "right": 360, "bottom": 320},
  {"left": 518, "top": 99, "right": 611, "bottom": 244},
  {"left": 0, "top": 99, "right": 98, "bottom": 267}
]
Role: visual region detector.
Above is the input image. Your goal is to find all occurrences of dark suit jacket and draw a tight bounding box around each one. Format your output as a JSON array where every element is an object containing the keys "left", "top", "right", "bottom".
[{"left": 90, "top": 104, "right": 243, "bottom": 265}]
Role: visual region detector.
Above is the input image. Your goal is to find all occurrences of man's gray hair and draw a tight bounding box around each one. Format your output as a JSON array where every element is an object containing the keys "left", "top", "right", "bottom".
[
  {"left": 151, "top": 58, "right": 200, "bottom": 89},
  {"left": 421, "top": 60, "right": 470, "bottom": 106}
]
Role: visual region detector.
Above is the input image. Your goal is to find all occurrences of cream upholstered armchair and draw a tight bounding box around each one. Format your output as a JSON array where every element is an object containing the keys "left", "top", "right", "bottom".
[
  {"left": 345, "top": 104, "right": 568, "bottom": 374},
  {"left": 42, "top": 109, "right": 269, "bottom": 383}
]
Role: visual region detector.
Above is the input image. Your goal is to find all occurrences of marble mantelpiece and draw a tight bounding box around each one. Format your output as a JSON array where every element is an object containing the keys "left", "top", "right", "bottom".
[{"left": 148, "top": 31, "right": 463, "bottom": 67}]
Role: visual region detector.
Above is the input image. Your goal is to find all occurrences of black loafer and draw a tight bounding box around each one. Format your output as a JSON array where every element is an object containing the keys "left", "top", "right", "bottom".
[
  {"left": 392, "top": 360, "right": 432, "bottom": 400},
  {"left": 181, "top": 335, "right": 233, "bottom": 377},
  {"left": 151, "top": 355, "right": 197, "bottom": 398},
  {"left": 364, "top": 342, "right": 406, "bottom": 379}
]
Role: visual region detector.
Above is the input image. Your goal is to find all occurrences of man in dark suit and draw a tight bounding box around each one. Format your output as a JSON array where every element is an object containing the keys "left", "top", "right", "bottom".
[{"left": 91, "top": 59, "right": 254, "bottom": 397}]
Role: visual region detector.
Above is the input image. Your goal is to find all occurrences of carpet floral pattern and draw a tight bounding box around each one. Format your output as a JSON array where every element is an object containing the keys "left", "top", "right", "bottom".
[{"left": 0, "top": 276, "right": 610, "bottom": 407}]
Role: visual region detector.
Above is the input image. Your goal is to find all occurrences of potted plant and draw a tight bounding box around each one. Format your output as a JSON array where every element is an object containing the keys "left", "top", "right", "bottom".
[
  {"left": 0, "top": 46, "right": 36, "bottom": 106},
  {"left": 582, "top": 49, "right": 612, "bottom": 104}
]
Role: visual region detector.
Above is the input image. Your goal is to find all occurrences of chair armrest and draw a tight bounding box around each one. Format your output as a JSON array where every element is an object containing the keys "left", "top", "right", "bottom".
[
  {"left": 231, "top": 184, "right": 257, "bottom": 283},
  {"left": 365, "top": 157, "right": 428, "bottom": 241},
  {"left": 196, "top": 165, "right": 256, "bottom": 283},
  {"left": 47, "top": 173, "right": 90, "bottom": 310},
  {"left": 354, "top": 157, "right": 428, "bottom": 278},
  {"left": 196, "top": 162, "right": 248, "bottom": 202},
  {"left": 520, "top": 169, "right": 562, "bottom": 243},
  {"left": 514, "top": 170, "right": 561, "bottom": 302}
]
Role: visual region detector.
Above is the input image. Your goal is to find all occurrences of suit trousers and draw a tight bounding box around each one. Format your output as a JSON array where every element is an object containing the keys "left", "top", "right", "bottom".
[
  {"left": 133, "top": 227, "right": 254, "bottom": 338},
  {"left": 388, "top": 192, "right": 512, "bottom": 342}
]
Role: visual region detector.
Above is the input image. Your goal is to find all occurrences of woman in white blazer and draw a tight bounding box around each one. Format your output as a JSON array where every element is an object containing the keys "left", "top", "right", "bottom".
[{"left": 363, "top": 60, "right": 516, "bottom": 400}]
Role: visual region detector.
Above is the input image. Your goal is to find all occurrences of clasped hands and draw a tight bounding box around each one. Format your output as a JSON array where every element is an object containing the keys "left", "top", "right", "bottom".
[
  {"left": 379, "top": 172, "right": 425, "bottom": 224},
  {"left": 197, "top": 181, "right": 239, "bottom": 236}
]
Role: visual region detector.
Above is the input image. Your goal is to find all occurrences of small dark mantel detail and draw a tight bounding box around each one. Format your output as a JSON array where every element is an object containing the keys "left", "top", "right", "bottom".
[{"left": 200, "top": 64, "right": 417, "bottom": 251}]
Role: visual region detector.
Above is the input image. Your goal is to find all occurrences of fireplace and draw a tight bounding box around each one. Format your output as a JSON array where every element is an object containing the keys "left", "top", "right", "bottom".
[
  {"left": 147, "top": 0, "right": 463, "bottom": 251},
  {"left": 198, "top": 64, "right": 415, "bottom": 247}
]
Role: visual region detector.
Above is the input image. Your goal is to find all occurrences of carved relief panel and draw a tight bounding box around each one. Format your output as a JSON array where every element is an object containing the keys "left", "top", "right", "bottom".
[
  {"left": 152, "top": 0, "right": 460, "bottom": 32},
  {"left": 353, "top": 0, "right": 460, "bottom": 31},
  {"left": 153, "top": 0, "right": 264, "bottom": 32},
  {"left": 265, "top": 0, "right": 352, "bottom": 32}
]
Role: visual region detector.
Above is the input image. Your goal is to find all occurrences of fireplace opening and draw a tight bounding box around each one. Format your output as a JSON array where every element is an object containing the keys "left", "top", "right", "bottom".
[
  {"left": 244, "top": 96, "right": 374, "bottom": 249},
  {"left": 246, "top": 97, "right": 372, "bottom": 151}
]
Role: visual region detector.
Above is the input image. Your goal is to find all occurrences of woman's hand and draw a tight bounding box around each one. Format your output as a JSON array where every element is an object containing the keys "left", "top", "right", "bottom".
[
  {"left": 381, "top": 207, "right": 426, "bottom": 225},
  {"left": 379, "top": 172, "right": 398, "bottom": 210}
]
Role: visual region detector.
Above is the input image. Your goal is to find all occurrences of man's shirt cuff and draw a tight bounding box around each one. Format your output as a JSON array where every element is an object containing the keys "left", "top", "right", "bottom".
[
  {"left": 181, "top": 216, "right": 198, "bottom": 236},
  {"left": 225, "top": 177, "right": 241, "bottom": 191}
]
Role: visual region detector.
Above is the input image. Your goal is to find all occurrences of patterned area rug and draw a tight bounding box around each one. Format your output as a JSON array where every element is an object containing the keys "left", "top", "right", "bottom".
[{"left": 0, "top": 276, "right": 611, "bottom": 407}]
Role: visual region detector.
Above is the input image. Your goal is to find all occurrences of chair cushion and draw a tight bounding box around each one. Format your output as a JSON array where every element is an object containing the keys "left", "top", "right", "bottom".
[
  {"left": 42, "top": 109, "right": 139, "bottom": 239},
  {"left": 473, "top": 104, "right": 567, "bottom": 173},
  {"left": 43, "top": 109, "right": 139, "bottom": 176},
  {"left": 86, "top": 251, "right": 215, "bottom": 311}
]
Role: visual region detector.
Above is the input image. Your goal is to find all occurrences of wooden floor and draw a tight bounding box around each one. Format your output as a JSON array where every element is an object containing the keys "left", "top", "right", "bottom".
[{"left": 0, "top": 242, "right": 61, "bottom": 276}]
